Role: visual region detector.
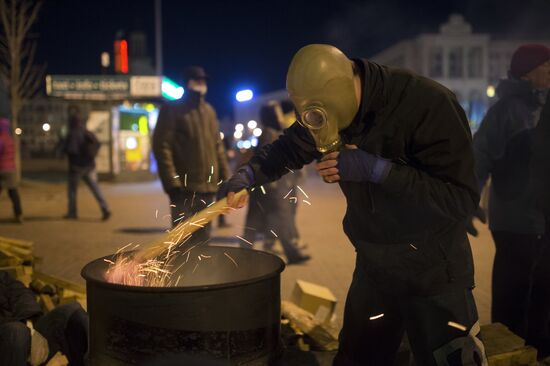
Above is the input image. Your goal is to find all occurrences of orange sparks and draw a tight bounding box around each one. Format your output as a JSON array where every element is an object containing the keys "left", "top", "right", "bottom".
[
  {"left": 236, "top": 235, "right": 253, "bottom": 246},
  {"left": 224, "top": 252, "right": 238, "bottom": 268}
]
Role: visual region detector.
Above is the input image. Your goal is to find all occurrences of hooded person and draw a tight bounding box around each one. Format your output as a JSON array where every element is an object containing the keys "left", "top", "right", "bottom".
[
  {"left": 223, "top": 44, "right": 486, "bottom": 365},
  {"left": 63, "top": 110, "right": 111, "bottom": 220},
  {"left": 0, "top": 118, "right": 23, "bottom": 223},
  {"left": 241, "top": 101, "right": 310, "bottom": 264},
  {"left": 472, "top": 44, "right": 550, "bottom": 358}
]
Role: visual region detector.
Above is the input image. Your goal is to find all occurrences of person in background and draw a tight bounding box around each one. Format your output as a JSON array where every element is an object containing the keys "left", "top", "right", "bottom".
[
  {"left": 242, "top": 101, "right": 310, "bottom": 264},
  {"left": 529, "top": 89, "right": 550, "bottom": 358},
  {"left": 153, "top": 66, "right": 230, "bottom": 242},
  {"left": 472, "top": 44, "right": 550, "bottom": 357},
  {"left": 63, "top": 110, "right": 111, "bottom": 220},
  {"left": 0, "top": 118, "right": 23, "bottom": 223},
  {"left": 0, "top": 270, "right": 89, "bottom": 366}
]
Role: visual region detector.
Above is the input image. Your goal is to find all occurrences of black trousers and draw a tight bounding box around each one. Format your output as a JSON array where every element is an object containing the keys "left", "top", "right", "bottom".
[
  {"left": 168, "top": 189, "right": 215, "bottom": 245},
  {"left": 491, "top": 230, "right": 550, "bottom": 357},
  {"left": 0, "top": 187, "right": 22, "bottom": 216},
  {"left": 333, "top": 255, "right": 484, "bottom": 366}
]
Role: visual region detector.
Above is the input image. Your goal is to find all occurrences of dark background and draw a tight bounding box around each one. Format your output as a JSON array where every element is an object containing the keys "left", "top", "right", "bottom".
[{"left": 35, "top": 0, "right": 550, "bottom": 117}]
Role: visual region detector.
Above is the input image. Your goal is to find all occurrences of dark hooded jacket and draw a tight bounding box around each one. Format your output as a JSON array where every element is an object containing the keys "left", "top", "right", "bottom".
[
  {"left": 473, "top": 79, "right": 546, "bottom": 234},
  {"left": 0, "top": 271, "right": 42, "bottom": 325},
  {"left": 64, "top": 117, "right": 100, "bottom": 170},
  {"left": 531, "top": 92, "right": 550, "bottom": 217},
  {"left": 248, "top": 60, "right": 479, "bottom": 295}
]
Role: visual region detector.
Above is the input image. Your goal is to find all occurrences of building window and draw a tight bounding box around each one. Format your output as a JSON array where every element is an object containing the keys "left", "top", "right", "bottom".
[
  {"left": 429, "top": 47, "right": 443, "bottom": 78},
  {"left": 448, "top": 47, "right": 463, "bottom": 78},
  {"left": 468, "top": 47, "right": 483, "bottom": 78}
]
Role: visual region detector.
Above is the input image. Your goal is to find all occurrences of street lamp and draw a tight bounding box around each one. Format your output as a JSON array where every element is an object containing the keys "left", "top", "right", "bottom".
[
  {"left": 235, "top": 123, "right": 244, "bottom": 132},
  {"left": 247, "top": 120, "right": 257, "bottom": 129},
  {"left": 14, "top": 128, "right": 22, "bottom": 135},
  {"left": 253, "top": 128, "right": 262, "bottom": 137},
  {"left": 236, "top": 89, "right": 253, "bottom": 102},
  {"left": 42, "top": 123, "right": 51, "bottom": 132}
]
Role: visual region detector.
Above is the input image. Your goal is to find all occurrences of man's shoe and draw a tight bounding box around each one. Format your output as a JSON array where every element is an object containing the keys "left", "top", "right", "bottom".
[
  {"left": 63, "top": 214, "right": 78, "bottom": 220},
  {"left": 286, "top": 254, "right": 311, "bottom": 265},
  {"left": 102, "top": 210, "right": 111, "bottom": 221}
]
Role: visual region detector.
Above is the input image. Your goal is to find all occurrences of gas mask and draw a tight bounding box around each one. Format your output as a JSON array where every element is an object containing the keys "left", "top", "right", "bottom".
[{"left": 286, "top": 44, "right": 360, "bottom": 153}]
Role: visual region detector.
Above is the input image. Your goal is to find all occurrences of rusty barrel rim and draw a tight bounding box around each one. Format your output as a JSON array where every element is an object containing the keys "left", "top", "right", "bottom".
[{"left": 81, "top": 246, "right": 286, "bottom": 293}]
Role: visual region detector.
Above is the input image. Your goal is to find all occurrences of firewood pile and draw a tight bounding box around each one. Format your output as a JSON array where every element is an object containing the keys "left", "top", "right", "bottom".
[{"left": 0, "top": 236, "right": 86, "bottom": 366}]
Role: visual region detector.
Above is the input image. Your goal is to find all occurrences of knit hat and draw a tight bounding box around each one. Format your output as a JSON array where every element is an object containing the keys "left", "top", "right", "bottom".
[{"left": 510, "top": 44, "right": 550, "bottom": 79}]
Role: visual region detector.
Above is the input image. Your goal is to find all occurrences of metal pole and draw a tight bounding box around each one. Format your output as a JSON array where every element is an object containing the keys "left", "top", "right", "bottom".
[{"left": 154, "top": 0, "right": 163, "bottom": 76}]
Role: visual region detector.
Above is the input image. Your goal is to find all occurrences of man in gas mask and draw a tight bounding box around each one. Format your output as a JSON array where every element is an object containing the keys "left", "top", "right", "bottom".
[
  {"left": 225, "top": 45, "right": 486, "bottom": 365},
  {"left": 153, "top": 66, "right": 230, "bottom": 242}
]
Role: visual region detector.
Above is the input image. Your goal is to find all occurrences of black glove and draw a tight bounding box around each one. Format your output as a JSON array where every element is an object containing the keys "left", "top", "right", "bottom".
[
  {"left": 218, "top": 165, "right": 255, "bottom": 199},
  {"left": 466, "top": 206, "right": 487, "bottom": 237}
]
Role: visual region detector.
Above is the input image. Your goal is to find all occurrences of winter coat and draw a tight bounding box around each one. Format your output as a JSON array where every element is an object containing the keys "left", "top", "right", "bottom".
[
  {"left": 0, "top": 271, "right": 42, "bottom": 325},
  {"left": 473, "top": 79, "right": 546, "bottom": 234},
  {"left": 248, "top": 59, "right": 479, "bottom": 296},
  {"left": 152, "top": 91, "right": 230, "bottom": 194},
  {"left": 0, "top": 118, "right": 16, "bottom": 172},
  {"left": 531, "top": 92, "right": 550, "bottom": 217}
]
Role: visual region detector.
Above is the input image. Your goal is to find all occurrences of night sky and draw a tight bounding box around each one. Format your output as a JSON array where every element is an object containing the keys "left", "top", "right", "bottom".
[{"left": 34, "top": 0, "right": 550, "bottom": 117}]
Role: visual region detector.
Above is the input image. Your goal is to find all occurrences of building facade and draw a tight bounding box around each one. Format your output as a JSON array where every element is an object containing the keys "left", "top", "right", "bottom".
[{"left": 370, "top": 14, "right": 550, "bottom": 131}]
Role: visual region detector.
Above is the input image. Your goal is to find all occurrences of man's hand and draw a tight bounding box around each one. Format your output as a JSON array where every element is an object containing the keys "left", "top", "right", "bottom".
[
  {"left": 316, "top": 151, "right": 341, "bottom": 183},
  {"left": 224, "top": 165, "right": 255, "bottom": 209},
  {"left": 466, "top": 206, "right": 487, "bottom": 237}
]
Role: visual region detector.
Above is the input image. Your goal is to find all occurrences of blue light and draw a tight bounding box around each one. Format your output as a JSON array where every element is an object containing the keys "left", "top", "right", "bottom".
[
  {"left": 162, "top": 77, "right": 184, "bottom": 100},
  {"left": 236, "top": 89, "right": 253, "bottom": 102}
]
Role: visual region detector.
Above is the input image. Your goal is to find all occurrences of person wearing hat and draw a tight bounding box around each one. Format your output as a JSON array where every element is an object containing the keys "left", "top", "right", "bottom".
[
  {"left": 472, "top": 44, "right": 550, "bottom": 356},
  {"left": 224, "top": 44, "right": 486, "bottom": 365},
  {"left": 153, "top": 66, "right": 230, "bottom": 243}
]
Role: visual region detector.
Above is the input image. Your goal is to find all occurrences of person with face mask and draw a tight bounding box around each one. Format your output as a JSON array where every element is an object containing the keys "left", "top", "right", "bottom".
[
  {"left": 472, "top": 44, "right": 550, "bottom": 359},
  {"left": 153, "top": 66, "right": 230, "bottom": 243},
  {"left": 224, "top": 44, "right": 486, "bottom": 365}
]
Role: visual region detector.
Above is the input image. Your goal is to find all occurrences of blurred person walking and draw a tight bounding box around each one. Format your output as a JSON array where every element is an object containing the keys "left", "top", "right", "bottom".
[
  {"left": 472, "top": 44, "right": 550, "bottom": 355},
  {"left": 242, "top": 102, "right": 310, "bottom": 264},
  {"left": 153, "top": 66, "right": 229, "bottom": 242},
  {"left": 0, "top": 118, "right": 23, "bottom": 223},
  {"left": 63, "top": 113, "right": 111, "bottom": 220}
]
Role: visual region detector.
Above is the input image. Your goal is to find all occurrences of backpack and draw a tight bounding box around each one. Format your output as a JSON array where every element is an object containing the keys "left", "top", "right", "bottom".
[{"left": 82, "top": 130, "right": 101, "bottom": 160}]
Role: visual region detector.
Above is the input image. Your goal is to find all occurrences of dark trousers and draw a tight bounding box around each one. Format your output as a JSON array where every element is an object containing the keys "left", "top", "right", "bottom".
[
  {"left": 0, "top": 321, "right": 30, "bottom": 366},
  {"left": 491, "top": 230, "right": 550, "bottom": 357},
  {"left": 0, "top": 303, "right": 89, "bottom": 366},
  {"left": 168, "top": 189, "right": 215, "bottom": 245},
  {"left": 243, "top": 187, "right": 305, "bottom": 262},
  {"left": 333, "top": 255, "right": 484, "bottom": 366},
  {"left": 68, "top": 166, "right": 109, "bottom": 216},
  {"left": 0, "top": 187, "right": 22, "bottom": 216}
]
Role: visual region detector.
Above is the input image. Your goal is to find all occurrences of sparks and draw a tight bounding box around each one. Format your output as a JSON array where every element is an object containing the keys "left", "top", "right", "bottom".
[
  {"left": 200, "top": 199, "right": 207, "bottom": 205},
  {"left": 447, "top": 321, "right": 467, "bottom": 331},
  {"left": 155, "top": 209, "right": 159, "bottom": 219},
  {"left": 224, "top": 252, "right": 238, "bottom": 268},
  {"left": 173, "top": 175, "right": 180, "bottom": 179},
  {"left": 369, "top": 313, "right": 385, "bottom": 320},
  {"left": 289, "top": 197, "right": 298, "bottom": 204},
  {"left": 235, "top": 235, "right": 254, "bottom": 246},
  {"left": 208, "top": 175, "right": 212, "bottom": 183},
  {"left": 302, "top": 200, "right": 311, "bottom": 206},
  {"left": 285, "top": 166, "right": 294, "bottom": 174},
  {"left": 217, "top": 180, "right": 224, "bottom": 186},
  {"left": 283, "top": 189, "right": 293, "bottom": 199},
  {"left": 184, "top": 173, "right": 187, "bottom": 187},
  {"left": 297, "top": 185, "right": 309, "bottom": 199},
  {"left": 169, "top": 204, "right": 176, "bottom": 208},
  {"left": 260, "top": 186, "right": 266, "bottom": 195},
  {"left": 211, "top": 165, "right": 214, "bottom": 174},
  {"left": 270, "top": 230, "right": 278, "bottom": 238},
  {"left": 410, "top": 244, "right": 418, "bottom": 250},
  {"left": 103, "top": 259, "right": 116, "bottom": 264},
  {"left": 116, "top": 243, "right": 134, "bottom": 253},
  {"left": 192, "top": 263, "right": 199, "bottom": 274}
]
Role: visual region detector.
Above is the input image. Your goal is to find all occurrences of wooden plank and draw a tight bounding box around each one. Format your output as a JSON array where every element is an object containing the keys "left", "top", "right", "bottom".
[
  {"left": 33, "top": 271, "right": 86, "bottom": 293},
  {"left": 0, "top": 236, "right": 33, "bottom": 249},
  {"left": 281, "top": 300, "right": 339, "bottom": 351},
  {"left": 40, "top": 294, "right": 56, "bottom": 312}
]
